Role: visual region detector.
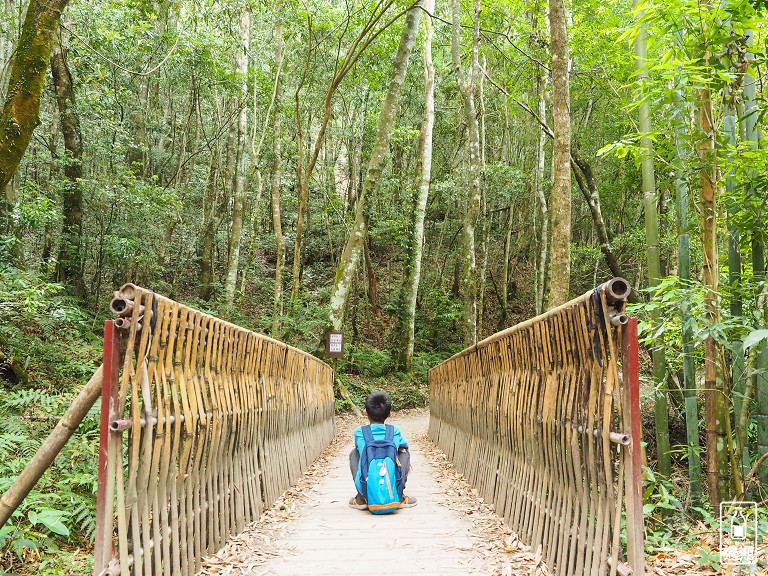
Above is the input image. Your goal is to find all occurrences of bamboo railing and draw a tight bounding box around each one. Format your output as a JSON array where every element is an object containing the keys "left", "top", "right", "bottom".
[
  {"left": 93, "top": 285, "right": 335, "bottom": 576},
  {"left": 428, "top": 278, "right": 644, "bottom": 576}
]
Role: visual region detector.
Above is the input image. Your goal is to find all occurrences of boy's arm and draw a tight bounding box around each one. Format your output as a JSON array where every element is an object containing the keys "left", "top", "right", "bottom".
[
  {"left": 353, "top": 426, "right": 365, "bottom": 454},
  {"left": 393, "top": 427, "right": 409, "bottom": 451}
]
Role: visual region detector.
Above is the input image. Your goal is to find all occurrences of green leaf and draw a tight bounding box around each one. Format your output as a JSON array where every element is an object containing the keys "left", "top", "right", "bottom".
[
  {"left": 643, "top": 503, "right": 655, "bottom": 514},
  {"left": 743, "top": 329, "right": 768, "bottom": 349},
  {"left": 29, "top": 508, "right": 70, "bottom": 537},
  {"left": 0, "top": 524, "right": 12, "bottom": 547}
]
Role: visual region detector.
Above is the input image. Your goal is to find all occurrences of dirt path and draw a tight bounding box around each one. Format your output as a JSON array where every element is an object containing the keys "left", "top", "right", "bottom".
[{"left": 199, "top": 410, "right": 547, "bottom": 575}]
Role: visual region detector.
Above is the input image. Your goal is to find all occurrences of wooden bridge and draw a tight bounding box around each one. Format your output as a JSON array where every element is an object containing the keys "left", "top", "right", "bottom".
[{"left": 84, "top": 279, "right": 642, "bottom": 576}]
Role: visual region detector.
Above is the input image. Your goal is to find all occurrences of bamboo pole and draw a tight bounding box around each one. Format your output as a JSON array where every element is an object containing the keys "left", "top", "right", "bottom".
[{"left": 0, "top": 364, "right": 103, "bottom": 529}]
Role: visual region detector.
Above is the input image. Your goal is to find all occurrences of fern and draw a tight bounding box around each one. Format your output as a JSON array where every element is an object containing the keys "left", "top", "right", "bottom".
[
  {"left": 71, "top": 501, "right": 96, "bottom": 544},
  {"left": 1, "top": 388, "right": 56, "bottom": 411},
  {"left": 0, "top": 433, "right": 27, "bottom": 458},
  {"left": 1, "top": 416, "right": 30, "bottom": 437}
]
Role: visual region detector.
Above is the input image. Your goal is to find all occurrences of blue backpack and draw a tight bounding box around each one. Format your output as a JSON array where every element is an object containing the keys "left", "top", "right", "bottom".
[{"left": 360, "top": 425, "right": 404, "bottom": 514}]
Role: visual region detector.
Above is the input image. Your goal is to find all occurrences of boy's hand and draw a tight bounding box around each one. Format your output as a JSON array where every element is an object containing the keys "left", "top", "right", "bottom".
[{"left": 398, "top": 447, "right": 407, "bottom": 453}]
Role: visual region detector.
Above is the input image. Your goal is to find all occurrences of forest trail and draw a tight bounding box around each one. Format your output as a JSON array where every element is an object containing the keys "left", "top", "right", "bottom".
[{"left": 199, "top": 410, "right": 548, "bottom": 576}]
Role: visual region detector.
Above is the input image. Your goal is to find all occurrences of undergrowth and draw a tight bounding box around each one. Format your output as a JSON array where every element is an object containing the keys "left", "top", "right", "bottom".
[
  {"left": 642, "top": 466, "right": 768, "bottom": 573},
  {"left": 0, "top": 265, "right": 100, "bottom": 576}
]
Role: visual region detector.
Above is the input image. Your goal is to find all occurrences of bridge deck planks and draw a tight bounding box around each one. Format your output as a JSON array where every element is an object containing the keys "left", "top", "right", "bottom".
[{"left": 211, "top": 413, "right": 504, "bottom": 575}]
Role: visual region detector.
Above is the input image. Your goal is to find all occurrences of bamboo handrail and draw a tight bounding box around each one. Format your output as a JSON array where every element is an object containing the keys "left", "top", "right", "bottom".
[
  {"left": 93, "top": 285, "right": 335, "bottom": 576},
  {"left": 428, "top": 278, "right": 644, "bottom": 576}
]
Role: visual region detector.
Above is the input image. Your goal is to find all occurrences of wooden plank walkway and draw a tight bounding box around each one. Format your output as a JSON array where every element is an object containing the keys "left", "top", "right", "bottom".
[{"left": 200, "top": 411, "right": 547, "bottom": 576}]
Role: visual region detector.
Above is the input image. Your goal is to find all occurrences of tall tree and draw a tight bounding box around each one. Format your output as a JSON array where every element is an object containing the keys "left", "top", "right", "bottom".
[
  {"left": 270, "top": 8, "right": 284, "bottom": 335},
  {"left": 328, "top": 1, "right": 422, "bottom": 330},
  {"left": 533, "top": 12, "right": 549, "bottom": 315},
  {"left": 450, "top": 0, "right": 482, "bottom": 344},
  {"left": 291, "top": 0, "right": 401, "bottom": 303},
  {"left": 397, "top": 0, "right": 435, "bottom": 374},
  {"left": 698, "top": 43, "right": 729, "bottom": 507},
  {"left": 741, "top": 28, "right": 768, "bottom": 486},
  {"left": 223, "top": 3, "right": 251, "bottom": 304},
  {"left": 673, "top": 86, "right": 703, "bottom": 502},
  {"left": 546, "top": 0, "right": 571, "bottom": 308},
  {"left": 50, "top": 30, "right": 85, "bottom": 299},
  {"left": 0, "top": 0, "right": 72, "bottom": 228},
  {"left": 634, "top": 0, "right": 670, "bottom": 476}
]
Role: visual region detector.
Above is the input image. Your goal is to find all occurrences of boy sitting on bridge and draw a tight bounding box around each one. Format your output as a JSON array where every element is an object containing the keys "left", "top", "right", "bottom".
[{"left": 349, "top": 391, "right": 417, "bottom": 511}]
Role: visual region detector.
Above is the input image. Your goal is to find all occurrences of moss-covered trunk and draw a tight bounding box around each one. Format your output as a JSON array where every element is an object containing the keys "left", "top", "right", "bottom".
[
  {"left": 451, "top": 0, "right": 482, "bottom": 345},
  {"left": 0, "top": 0, "right": 71, "bottom": 191}
]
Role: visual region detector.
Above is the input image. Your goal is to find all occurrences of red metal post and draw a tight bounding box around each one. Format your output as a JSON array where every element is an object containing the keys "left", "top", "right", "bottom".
[
  {"left": 94, "top": 320, "right": 120, "bottom": 574},
  {"left": 622, "top": 317, "right": 645, "bottom": 575}
]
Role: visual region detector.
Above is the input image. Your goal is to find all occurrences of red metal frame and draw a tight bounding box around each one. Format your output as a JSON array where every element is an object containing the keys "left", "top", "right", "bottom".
[
  {"left": 94, "top": 320, "right": 120, "bottom": 574},
  {"left": 622, "top": 317, "right": 645, "bottom": 575}
]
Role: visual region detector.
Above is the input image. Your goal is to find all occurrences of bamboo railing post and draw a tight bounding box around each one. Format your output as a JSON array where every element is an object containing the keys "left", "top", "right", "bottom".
[
  {"left": 622, "top": 317, "right": 645, "bottom": 576},
  {"left": 94, "top": 319, "right": 122, "bottom": 574}
]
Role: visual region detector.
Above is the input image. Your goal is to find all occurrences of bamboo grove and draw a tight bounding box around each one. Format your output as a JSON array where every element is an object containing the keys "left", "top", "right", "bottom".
[{"left": 0, "top": 0, "right": 766, "bottom": 525}]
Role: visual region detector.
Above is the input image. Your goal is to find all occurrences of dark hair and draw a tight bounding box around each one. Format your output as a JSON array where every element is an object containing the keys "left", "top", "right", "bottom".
[{"left": 365, "top": 391, "right": 392, "bottom": 422}]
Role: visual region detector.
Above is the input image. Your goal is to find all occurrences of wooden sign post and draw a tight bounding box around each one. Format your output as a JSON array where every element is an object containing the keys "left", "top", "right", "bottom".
[{"left": 325, "top": 331, "right": 344, "bottom": 359}]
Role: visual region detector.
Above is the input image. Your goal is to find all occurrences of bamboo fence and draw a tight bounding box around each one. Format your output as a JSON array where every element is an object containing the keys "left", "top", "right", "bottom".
[
  {"left": 93, "top": 285, "right": 335, "bottom": 576},
  {"left": 428, "top": 278, "right": 644, "bottom": 576}
]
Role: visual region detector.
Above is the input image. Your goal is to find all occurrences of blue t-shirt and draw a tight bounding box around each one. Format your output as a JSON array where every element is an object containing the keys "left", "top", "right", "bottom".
[{"left": 353, "top": 423, "right": 409, "bottom": 494}]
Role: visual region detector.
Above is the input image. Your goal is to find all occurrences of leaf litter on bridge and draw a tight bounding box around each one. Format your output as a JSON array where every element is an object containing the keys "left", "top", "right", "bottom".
[
  {"left": 198, "top": 413, "right": 361, "bottom": 575},
  {"left": 413, "top": 428, "right": 550, "bottom": 575},
  {"left": 198, "top": 409, "right": 547, "bottom": 575}
]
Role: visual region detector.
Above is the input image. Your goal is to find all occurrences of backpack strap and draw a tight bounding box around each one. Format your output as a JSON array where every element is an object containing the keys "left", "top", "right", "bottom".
[
  {"left": 362, "top": 425, "right": 374, "bottom": 444},
  {"left": 385, "top": 424, "right": 394, "bottom": 442}
]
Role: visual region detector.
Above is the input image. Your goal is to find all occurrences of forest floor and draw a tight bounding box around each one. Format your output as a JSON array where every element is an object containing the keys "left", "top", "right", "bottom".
[{"left": 197, "top": 410, "right": 725, "bottom": 576}]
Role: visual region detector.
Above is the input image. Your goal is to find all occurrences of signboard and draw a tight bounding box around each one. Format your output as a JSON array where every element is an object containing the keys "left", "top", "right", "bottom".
[{"left": 325, "top": 331, "right": 344, "bottom": 358}]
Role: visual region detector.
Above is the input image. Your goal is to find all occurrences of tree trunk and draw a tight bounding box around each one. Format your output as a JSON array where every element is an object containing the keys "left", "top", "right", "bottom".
[
  {"left": 501, "top": 206, "right": 515, "bottom": 329},
  {"left": 699, "top": 82, "right": 729, "bottom": 507},
  {"left": 476, "top": 54, "right": 488, "bottom": 340},
  {"left": 270, "top": 11, "right": 284, "bottom": 336},
  {"left": 546, "top": 0, "right": 571, "bottom": 308},
  {"left": 740, "top": 28, "right": 768, "bottom": 487},
  {"left": 724, "top": 94, "right": 749, "bottom": 483},
  {"left": 513, "top": 98, "right": 629, "bottom": 288},
  {"left": 0, "top": 0, "right": 71, "bottom": 220},
  {"left": 451, "top": 0, "right": 482, "bottom": 345},
  {"left": 634, "top": 0, "right": 670, "bottom": 476},
  {"left": 200, "top": 151, "right": 221, "bottom": 301},
  {"left": 223, "top": 5, "right": 251, "bottom": 305},
  {"left": 50, "top": 30, "right": 85, "bottom": 299},
  {"left": 293, "top": 1, "right": 401, "bottom": 303},
  {"left": 399, "top": 0, "right": 435, "bottom": 375},
  {"left": 754, "top": 241, "right": 767, "bottom": 486},
  {"left": 534, "top": 54, "right": 549, "bottom": 315},
  {"left": 240, "top": 20, "right": 283, "bottom": 302},
  {"left": 674, "top": 87, "right": 703, "bottom": 503},
  {"left": 328, "top": 1, "right": 422, "bottom": 330},
  {"left": 570, "top": 153, "right": 627, "bottom": 282}
]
